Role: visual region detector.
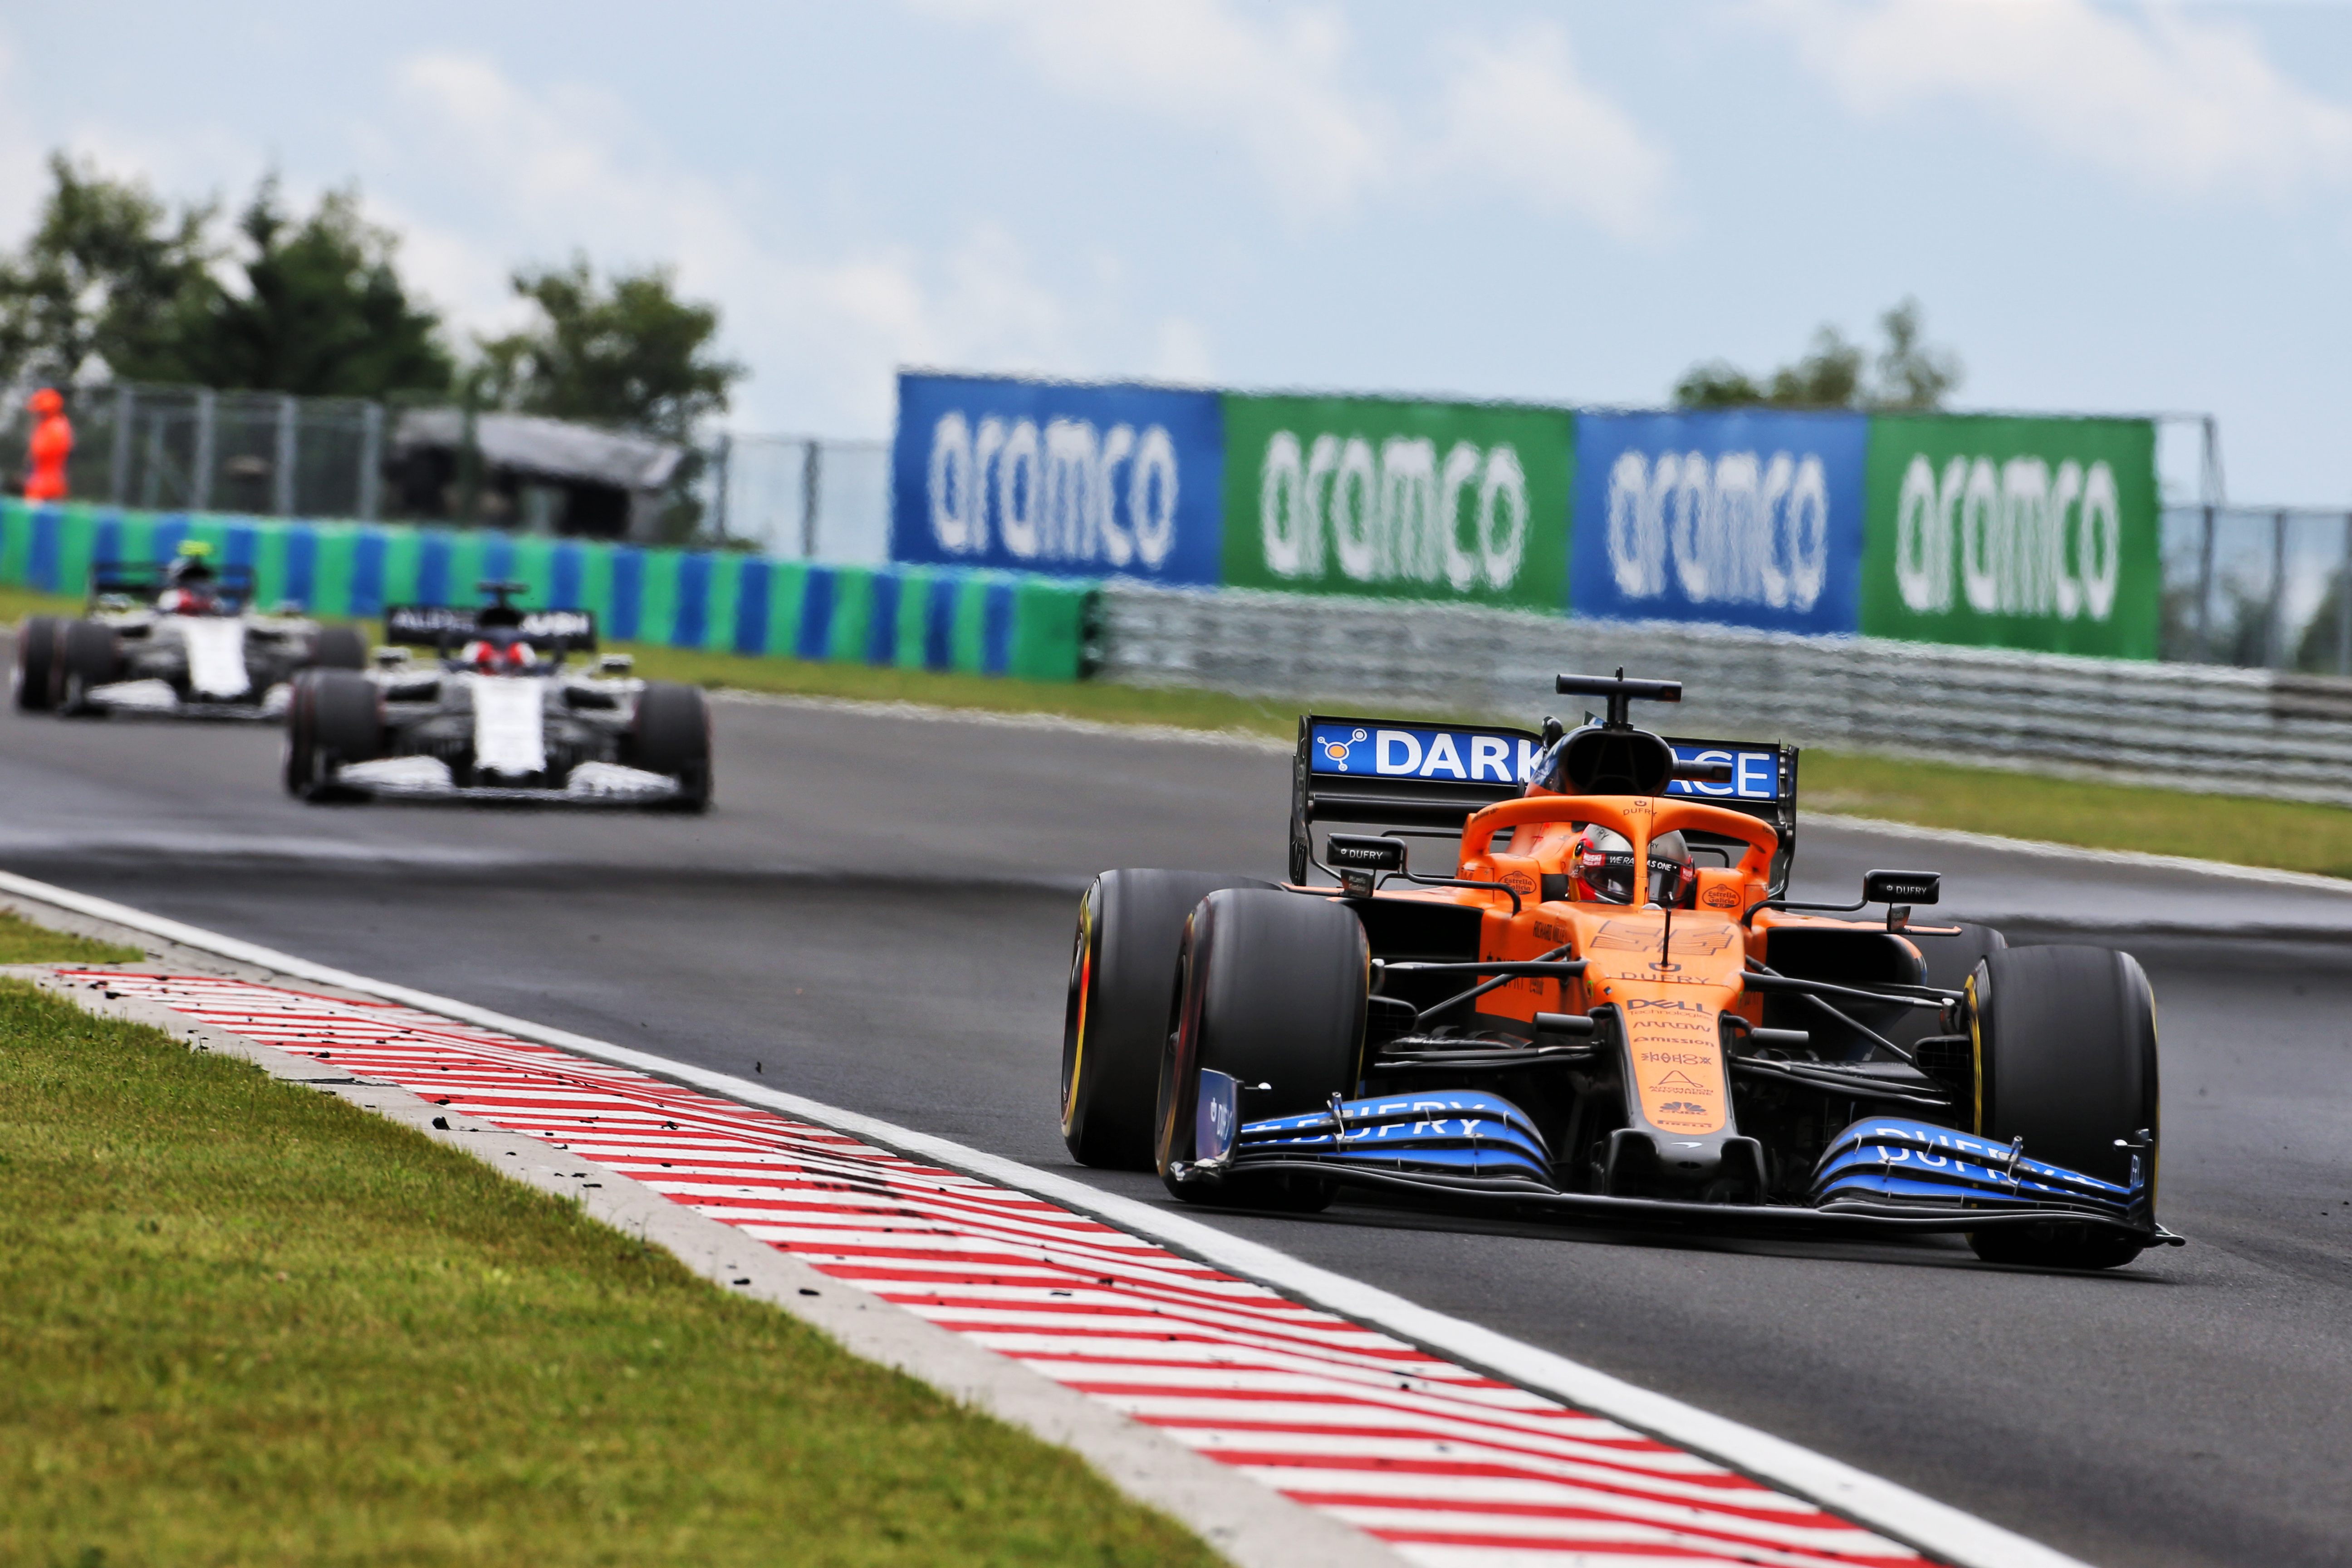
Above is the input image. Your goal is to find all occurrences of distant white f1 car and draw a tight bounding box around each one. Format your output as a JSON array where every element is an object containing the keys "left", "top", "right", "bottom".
[
  {"left": 14, "top": 544, "right": 364, "bottom": 718},
  {"left": 285, "top": 581, "right": 711, "bottom": 812}
]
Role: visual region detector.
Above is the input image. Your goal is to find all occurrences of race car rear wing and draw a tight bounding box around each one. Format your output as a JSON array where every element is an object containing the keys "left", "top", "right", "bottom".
[
  {"left": 1290, "top": 713, "right": 1799, "bottom": 894},
  {"left": 89, "top": 559, "right": 258, "bottom": 611},
  {"left": 384, "top": 604, "right": 599, "bottom": 655}
]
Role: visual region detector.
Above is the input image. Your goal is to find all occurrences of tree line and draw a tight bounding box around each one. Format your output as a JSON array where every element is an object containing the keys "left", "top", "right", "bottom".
[{"left": 0, "top": 153, "right": 740, "bottom": 452}]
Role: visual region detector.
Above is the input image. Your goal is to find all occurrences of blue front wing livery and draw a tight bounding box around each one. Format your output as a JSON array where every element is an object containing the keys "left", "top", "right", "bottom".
[{"left": 1194, "top": 1079, "right": 2158, "bottom": 1237}]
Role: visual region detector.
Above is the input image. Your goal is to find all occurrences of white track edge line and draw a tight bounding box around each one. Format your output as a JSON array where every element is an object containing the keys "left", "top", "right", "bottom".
[{"left": 0, "top": 866, "right": 2089, "bottom": 1568}]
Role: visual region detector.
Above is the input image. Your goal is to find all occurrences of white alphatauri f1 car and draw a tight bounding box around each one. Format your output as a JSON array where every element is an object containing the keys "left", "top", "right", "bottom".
[
  {"left": 285, "top": 582, "right": 711, "bottom": 811},
  {"left": 15, "top": 544, "right": 366, "bottom": 719}
]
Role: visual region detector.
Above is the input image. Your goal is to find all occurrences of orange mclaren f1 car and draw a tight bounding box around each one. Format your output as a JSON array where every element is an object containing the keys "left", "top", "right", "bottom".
[{"left": 1060, "top": 671, "right": 2176, "bottom": 1270}]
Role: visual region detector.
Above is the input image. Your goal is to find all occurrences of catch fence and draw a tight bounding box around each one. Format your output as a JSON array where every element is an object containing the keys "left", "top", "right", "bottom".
[
  {"left": 0, "top": 382, "right": 892, "bottom": 559},
  {"left": 2161, "top": 505, "right": 2352, "bottom": 673}
]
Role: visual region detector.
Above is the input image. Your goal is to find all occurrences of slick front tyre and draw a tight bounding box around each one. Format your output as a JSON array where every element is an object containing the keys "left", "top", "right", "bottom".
[
  {"left": 13, "top": 615, "right": 58, "bottom": 711},
  {"left": 1966, "top": 944, "right": 2159, "bottom": 1271},
  {"left": 1060, "top": 869, "right": 1278, "bottom": 1170},
  {"left": 1156, "top": 889, "right": 1368, "bottom": 1210},
  {"left": 631, "top": 682, "right": 711, "bottom": 812},
  {"left": 307, "top": 625, "right": 367, "bottom": 670},
  {"left": 285, "top": 670, "right": 382, "bottom": 801},
  {"left": 59, "top": 619, "right": 120, "bottom": 715}
]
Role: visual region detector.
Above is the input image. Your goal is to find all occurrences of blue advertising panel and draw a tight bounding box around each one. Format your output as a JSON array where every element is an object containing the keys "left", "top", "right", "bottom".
[
  {"left": 1571, "top": 411, "right": 1867, "bottom": 635},
  {"left": 1308, "top": 721, "right": 1780, "bottom": 802},
  {"left": 892, "top": 372, "right": 1224, "bottom": 586},
  {"left": 1308, "top": 721, "right": 1543, "bottom": 785}
]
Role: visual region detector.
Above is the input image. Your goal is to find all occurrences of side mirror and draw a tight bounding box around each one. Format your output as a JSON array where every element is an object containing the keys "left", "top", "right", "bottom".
[
  {"left": 1863, "top": 870, "right": 1940, "bottom": 906},
  {"left": 1325, "top": 833, "right": 1405, "bottom": 897}
]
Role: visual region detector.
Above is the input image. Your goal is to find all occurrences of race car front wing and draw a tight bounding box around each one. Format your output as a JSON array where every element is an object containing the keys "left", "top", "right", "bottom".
[{"left": 1170, "top": 1073, "right": 2183, "bottom": 1248}]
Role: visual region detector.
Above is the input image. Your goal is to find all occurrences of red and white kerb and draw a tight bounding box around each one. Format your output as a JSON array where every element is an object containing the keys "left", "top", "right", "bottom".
[{"left": 82, "top": 971, "right": 1921, "bottom": 1568}]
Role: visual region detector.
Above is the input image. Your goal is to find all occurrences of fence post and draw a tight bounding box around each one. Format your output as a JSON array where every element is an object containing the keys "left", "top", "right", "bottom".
[
  {"left": 801, "top": 440, "right": 821, "bottom": 560},
  {"left": 2266, "top": 509, "right": 2289, "bottom": 669},
  {"left": 273, "top": 395, "right": 298, "bottom": 517},
  {"left": 141, "top": 411, "right": 166, "bottom": 510},
  {"left": 710, "top": 431, "right": 732, "bottom": 541},
  {"left": 2195, "top": 505, "right": 2216, "bottom": 661},
  {"left": 109, "top": 385, "right": 135, "bottom": 505},
  {"left": 358, "top": 402, "right": 384, "bottom": 520},
  {"left": 2338, "top": 514, "right": 2352, "bottom": 676},
  {"left": 192, "top": 388, "right": 216, "bottom": 511}
]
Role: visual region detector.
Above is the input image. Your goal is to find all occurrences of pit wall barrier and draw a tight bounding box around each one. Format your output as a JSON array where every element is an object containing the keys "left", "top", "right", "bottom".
[
  {"left": 1099, "top": 581, "right": 2352, "bottom": 808},
  {"left": 0, "top": 500, "right": 1093, "bottom": 682}
]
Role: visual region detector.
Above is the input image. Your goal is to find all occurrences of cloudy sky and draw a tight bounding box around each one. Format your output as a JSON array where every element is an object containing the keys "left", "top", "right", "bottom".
[{"left": 6, "top": 1, "right": 2350, "bottom": 502}]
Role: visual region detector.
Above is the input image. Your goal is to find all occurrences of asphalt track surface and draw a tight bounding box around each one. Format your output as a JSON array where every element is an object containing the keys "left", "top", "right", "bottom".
[{"left": 6, "top": 688, "right": 2352, "bottom": 1568}]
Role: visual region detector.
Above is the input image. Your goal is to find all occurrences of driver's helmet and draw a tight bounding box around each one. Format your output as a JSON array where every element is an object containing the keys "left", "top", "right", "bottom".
[
  {"left": 165, "top": 542, "right": 217, "bottom": 588},
  {"left": 1567, "top": 825, "right": 1696, "bottom": 907},
  {"left": 160, "top": 542, "right": 218, "bottom": 612}
]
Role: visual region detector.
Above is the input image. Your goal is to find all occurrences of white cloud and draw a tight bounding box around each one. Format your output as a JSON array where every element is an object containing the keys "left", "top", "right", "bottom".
[
  {"left": 383, "top": 53, "right": 1093, "bottom": 432},
  {"left": 1760, "top": 0, "right": 2352, "bottom": 199},
  {"left": 1150, "top": 315, "right": 1216, "bottom": 382},
  {"left": 920, "top": 0, "right": 1673, "bottom": 236},
  {"left": 1426, "top": 23, "right": 1672, "bottom": 240},
  {"left": 917, "top": 0, "right": 1386, "bottom": 211}
]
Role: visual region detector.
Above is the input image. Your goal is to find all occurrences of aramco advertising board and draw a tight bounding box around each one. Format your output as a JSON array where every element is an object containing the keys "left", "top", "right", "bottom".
[
  {"left": 890, "top": 372, "right": 1225, "bottom": 587},
  {"left": 1219, "top": 393, "right": 1573, "bottom": 611},
  {"left": 890, "top": 372, "right": 2161, "bottom": 657}
]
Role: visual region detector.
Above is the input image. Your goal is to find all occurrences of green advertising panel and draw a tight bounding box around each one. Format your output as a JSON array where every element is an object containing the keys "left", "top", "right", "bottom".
[
  {"left": 1221, "top": 393, "right": 1573, "bottom": 609},
  {"left": 1862, "top": 415, "right": 2160, "bottom": 658}
]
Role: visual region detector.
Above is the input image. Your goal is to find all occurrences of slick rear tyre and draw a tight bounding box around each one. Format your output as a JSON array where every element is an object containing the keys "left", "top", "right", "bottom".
[
  {"left": 631, "top": 682, "right": 711, "bottom": 812},
  {"left": 307, "top": 625, "right": 367, "bottom": 671},
  {"left": 1966, "top": 944, "right": 2159, "bottom": 1271},
  {"left": 1156, "top": 889, "right": 1368, "bottom": 1211},
  {"left": 14, "top": 615, "right": 58, "bottom": 711},
  {"left": 1061, "top": 869, "right": 1279, "bottom": 1170},
  {"left": 285, "top": 670, "right": 382, "bottom": 802},
  {"left": 59, "top": 619, "right": 120, "bottom": 715}
]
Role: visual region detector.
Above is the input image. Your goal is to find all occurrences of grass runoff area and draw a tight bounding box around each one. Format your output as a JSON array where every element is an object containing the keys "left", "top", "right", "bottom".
[
  {"left": 9, "top": 583, "right": 2352, "bottom": 877},
  {"left": 0, "top": 928, "right": 1213, "bottom": 1565}
]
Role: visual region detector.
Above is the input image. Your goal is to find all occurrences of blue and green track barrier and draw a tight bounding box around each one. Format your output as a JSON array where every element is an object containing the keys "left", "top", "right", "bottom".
[{"left": 0, "top": 501, "right": 1095, "bottom": 683}]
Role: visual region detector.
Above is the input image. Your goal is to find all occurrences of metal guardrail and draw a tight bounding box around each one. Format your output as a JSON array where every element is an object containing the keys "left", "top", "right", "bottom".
[{"left": 1098, "top": 583, "right": 2352, "bottom": 807}]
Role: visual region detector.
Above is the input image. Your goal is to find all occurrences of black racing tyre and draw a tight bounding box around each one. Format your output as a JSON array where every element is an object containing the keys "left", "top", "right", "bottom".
[
  {"left": 59, "top": 619, "right": 120, "bottom": 714},
  {"left": 14, "top": 615, "right": 58, "bottom": 711},
  {"left": 1156, "top": 889, "right": 1368, "bottom": 1210},
  {"left": 1060, "top": 869, "right": 1280, "bottom": 1170},
  {"left": 307, "top": 624, "right": 367, "bottom": 670},
  {"left": 1966, "top": 944, "right": 2159, "bottom": 1271},
  {"left": 284, "top": 670, "right": 382, "bottom": 801},
  {"left": 630, "top": 681, "right": 711, "bottom": 812},
  {"left": 1885, "top": 921, "right": 2007, "bottom": 1055}
]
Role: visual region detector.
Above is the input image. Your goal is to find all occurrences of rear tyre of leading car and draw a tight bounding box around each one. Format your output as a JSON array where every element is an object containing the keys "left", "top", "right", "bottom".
[
  {"left": 630, "top": 682, "right": 711, "bottom": 812},
  {"left": 1967, "top": 944, "right": 2159, "bottom": 1271},
  {"left": 284, "top": 669, "right": 382, "bottom": 801},
  {"left": 1156, "top": 888, "right": 1368, "bottom": 1211},
  {"left": 1059, "top": 869, "right": 1279, "bottom": 1170},
  {"left": 14, "top": 615, "right": 58, "bottom": 711},
  {"left": 307, "top": 625, "right": 368, "bottom": 671}
]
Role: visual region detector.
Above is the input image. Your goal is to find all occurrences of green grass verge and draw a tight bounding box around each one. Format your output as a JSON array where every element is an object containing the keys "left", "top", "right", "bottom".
[
  {"left": 0, "top": 582, "right": 81, "bottom": 625},
  {"left": 0, "top": 978, "right": 1215, "bottom": 1567},
  {"left": 8, "top": 588, "right": 2348, "bottom": 877},
  {"left": 0, "top": 909, "right": 143, "bottom": 965},
  {"left": 1798, "top": 751, "right": 2352, "bottom": 878}
]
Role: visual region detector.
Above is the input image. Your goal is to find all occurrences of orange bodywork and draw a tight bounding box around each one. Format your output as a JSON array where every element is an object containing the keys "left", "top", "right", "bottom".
[{"left": 1361, "top": 791, "right": 1912, "bottom": 1145}]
